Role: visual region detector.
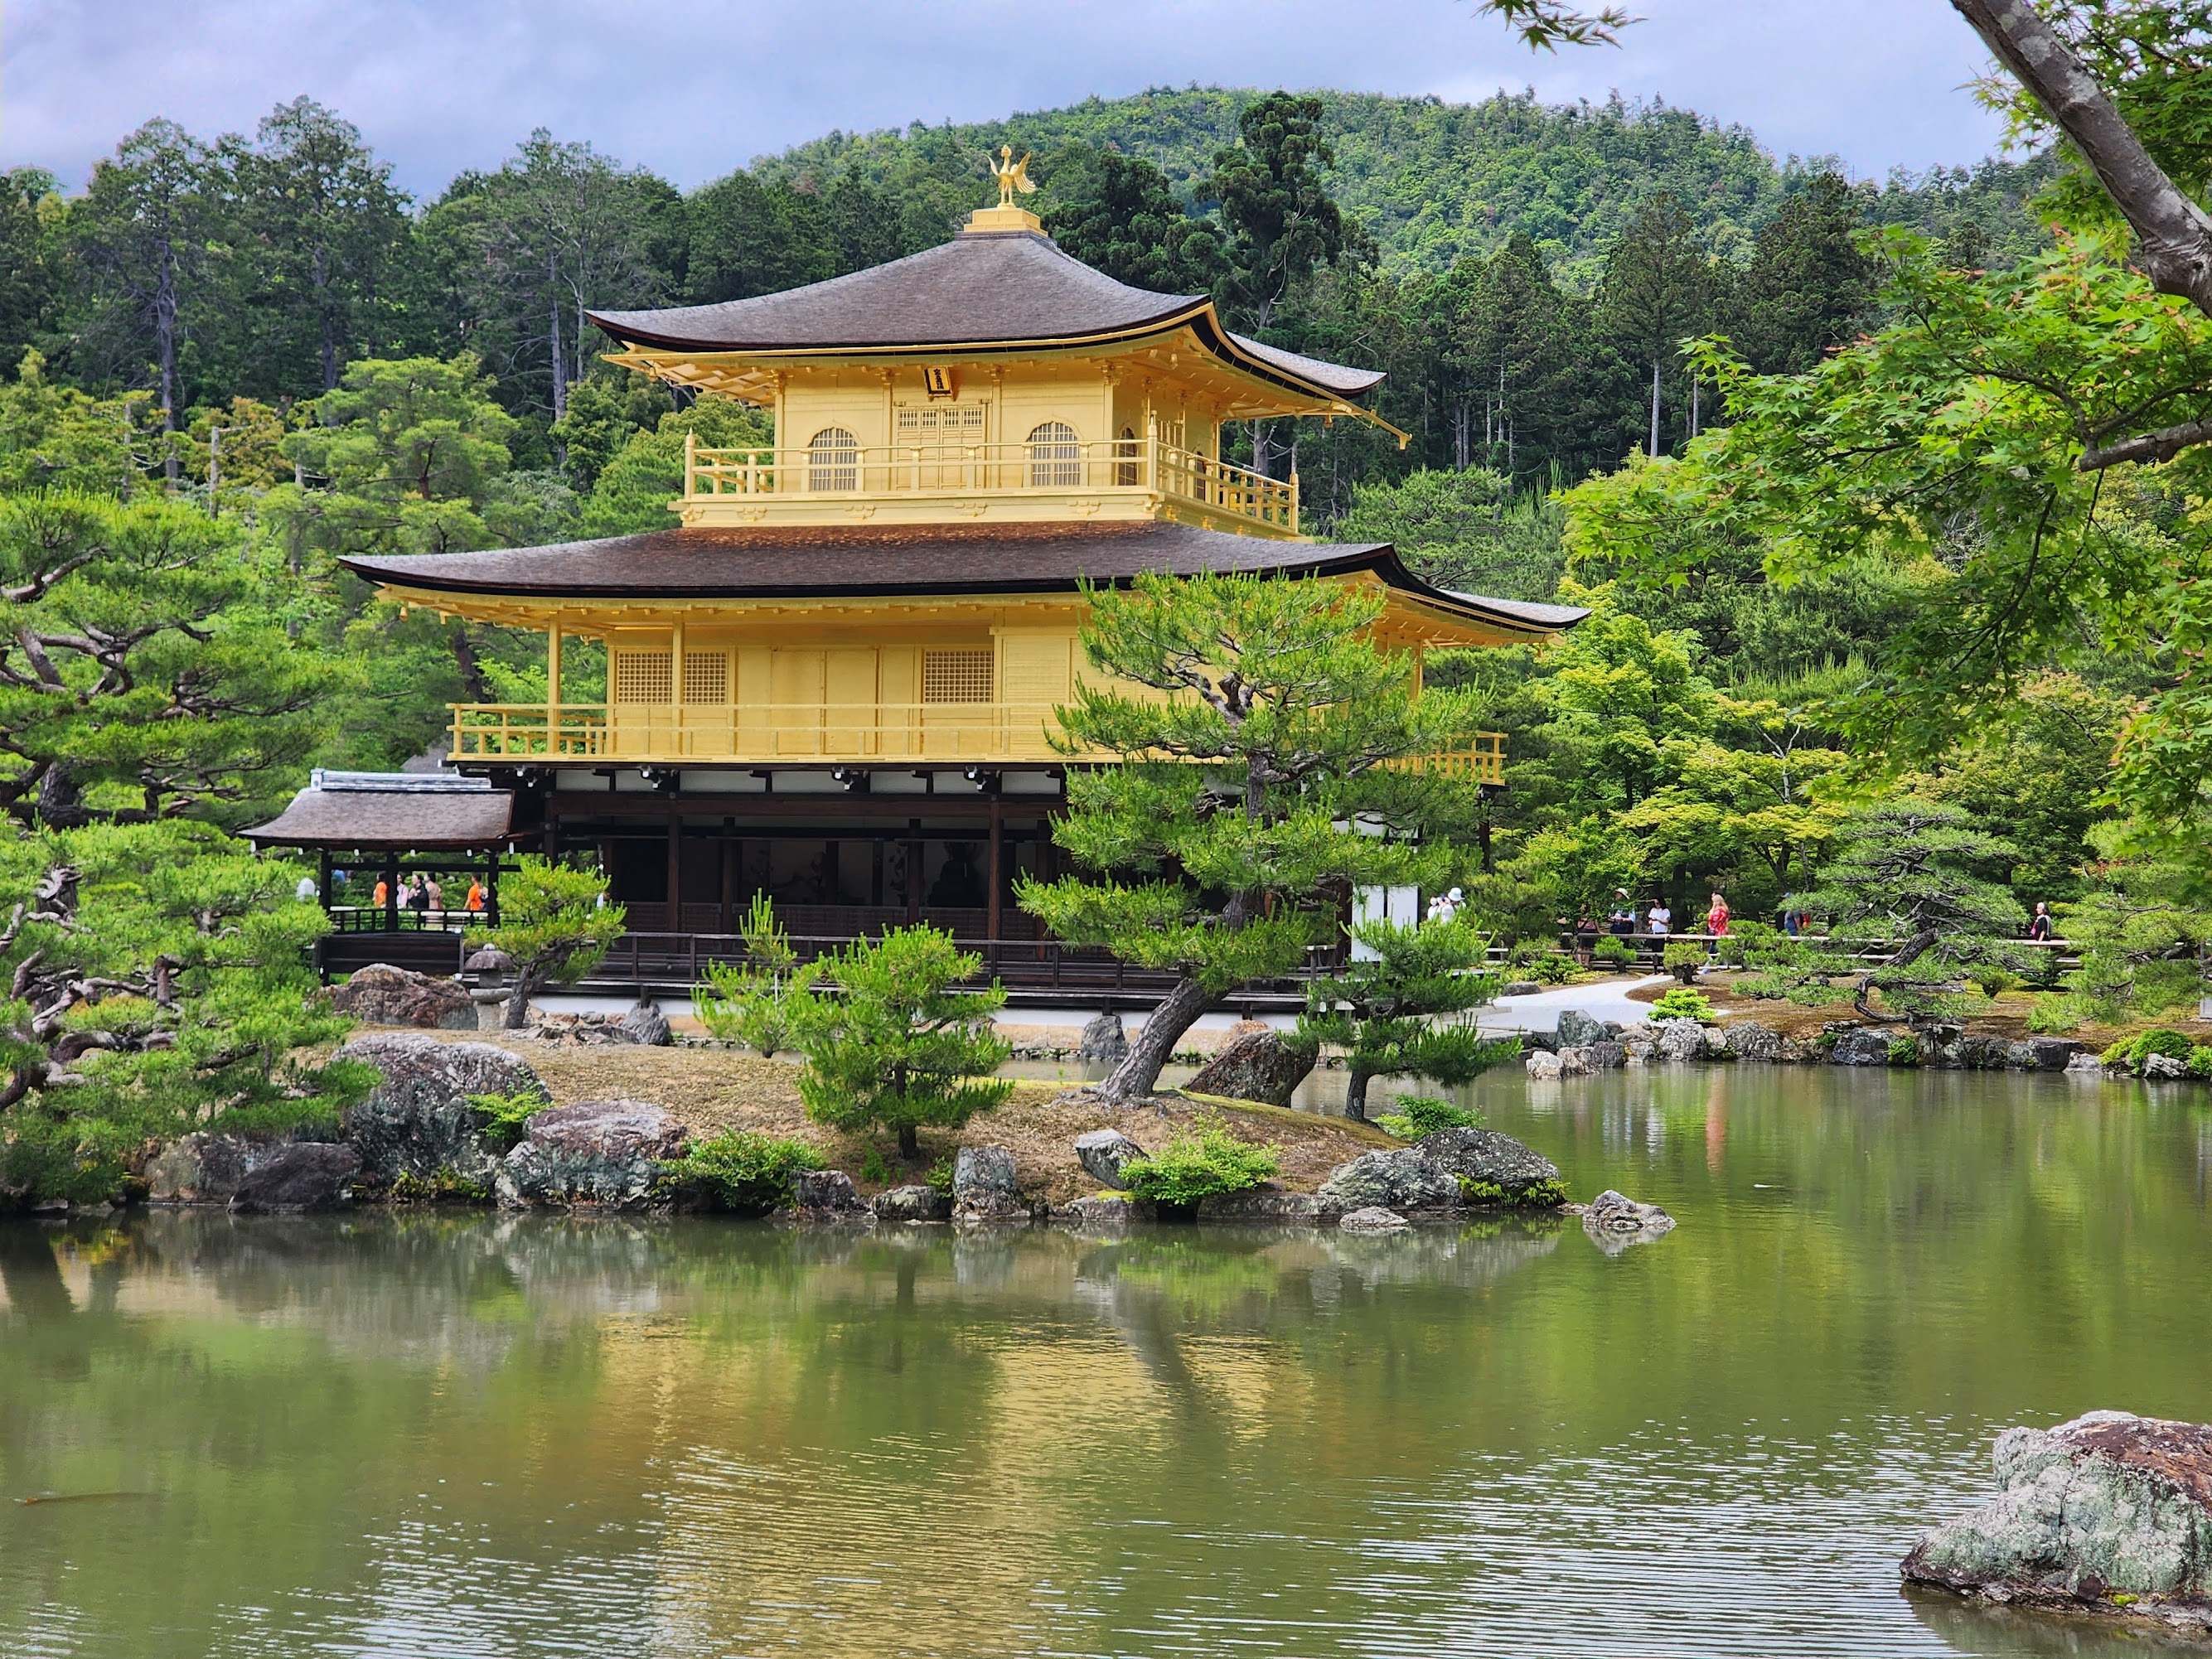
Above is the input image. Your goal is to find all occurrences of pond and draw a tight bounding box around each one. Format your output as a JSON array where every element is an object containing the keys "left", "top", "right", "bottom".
[{"left": 3, "top": 1066, "right": 2209, "bottom": 1658}]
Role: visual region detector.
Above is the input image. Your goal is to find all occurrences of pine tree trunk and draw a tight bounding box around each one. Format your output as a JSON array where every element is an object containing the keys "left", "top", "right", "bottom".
[
  {"left": 898, "top": 1123, "right": 918, "bottom": 1159},
  {"left": 1344, "top": 1066, "right": 1374, "bottom": 1121},
  {"left": 505, "top": 970, "right": 537, "bottom": 1030},
  {"left": 316, "top": 244, "right": 339, "bottom": 392},
  {"left": 1097, "top": 975, "right": 1213, "bottom": 1102}
]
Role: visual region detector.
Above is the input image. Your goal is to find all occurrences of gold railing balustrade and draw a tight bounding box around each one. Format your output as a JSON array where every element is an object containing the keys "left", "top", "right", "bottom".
[
  {"left": 684, "top": 435, "right": 1299, "bottom": 534},
  {"left": 450, "top": 699, "right": 1505, "bottom": 781}
]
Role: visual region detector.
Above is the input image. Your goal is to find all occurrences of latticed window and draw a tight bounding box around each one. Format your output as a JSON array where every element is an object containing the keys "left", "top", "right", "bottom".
[
  {"left": 922, "top": 648, "right": 994, "bottom": 704},
  {"left": 895, "top": 405, "right": 985, "bottom": 436},
  {"left": 807, "top": 427, "right": 859, "bottom": 491},
  {"left": 1027, "top": 421, "right": 1081, "bottom": 488},
  {"left": 612, "top": 650, "right": 672, "bottom": 705},
  {"left": 681, "top": 651, "right": 728, "bottom": 705}
]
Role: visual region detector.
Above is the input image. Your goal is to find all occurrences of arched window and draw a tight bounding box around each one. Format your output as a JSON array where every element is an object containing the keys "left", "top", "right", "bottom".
[
  {"left": 807, "top": 427, "right": 859, "bottom": 491},
  {"left": 1027, "top": 421, "right": 1082, "bottom": 489},
  {"left": 1114, "top": 425, "right": 1140, "bottom": 486}
]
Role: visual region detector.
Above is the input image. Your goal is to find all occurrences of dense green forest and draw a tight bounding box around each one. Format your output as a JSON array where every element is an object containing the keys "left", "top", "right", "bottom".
[{"left": 0, "top": 65, "right": 2205, "bottom": 1089}]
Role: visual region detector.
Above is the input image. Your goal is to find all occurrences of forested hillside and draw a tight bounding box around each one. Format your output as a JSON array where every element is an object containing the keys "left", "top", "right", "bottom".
[{"left": 759, "top": 86, "right": 2055, "bottom": 278}]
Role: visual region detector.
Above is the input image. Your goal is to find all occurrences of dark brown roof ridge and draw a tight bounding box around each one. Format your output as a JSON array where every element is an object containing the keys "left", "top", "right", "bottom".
[
  {"left": 588, "top": 230, "right": 1382, "bottom": 401},
  {"left": 339, "top": 524, "right": 1585, "bottom": 640}
]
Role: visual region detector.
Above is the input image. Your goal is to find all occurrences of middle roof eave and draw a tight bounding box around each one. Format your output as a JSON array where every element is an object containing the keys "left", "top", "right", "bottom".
[{"left": 336, "top": 523, "right": 1584, "bottom": 640}]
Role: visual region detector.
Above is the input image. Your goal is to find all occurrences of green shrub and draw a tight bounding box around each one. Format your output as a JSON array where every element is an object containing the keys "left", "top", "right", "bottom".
[
  {"left": 1887, "top": 1036, "right": 1920, "bottom": 1066},
  {"left": 2022, "top": 948, "right": 2064, "bottom": 989},
  {"left": 468, "top": 1088, "right": 551, "bottom": 1152},
  {"left": 1972, "top": 965, "right": 2018, "bottom": 998},
  {"left": 2024, "top": 999, "right": 2082, "bottom": 1034},
  {"left": 1661, "top": 941, "right": 1707, "bottom": 984},
  {"left": 1592, "top": 936, "right": 1634, "bottom": 967},
  {"left": 1459, "top": 1173, "right": 1568, "bottom": 1208},
  {"left": 1375, "top": 1096, "right": 1483, "bottom": 1139},
  {"left": 2189, "top": 1047, "right": 2212, "bottom": 1081},
  {"left": 924, "top": 1155, "right": 956, "bottom": 1197},
  {"left": 1536, "top": 951, "right": 1578, "bottom": 984},
  {"left": 2118, "top": 1028, "right": 2195, "bottom": 1071},
  {"left": 1648, "top": 985, "right": 1716, "bottom": 1023},
  {"left": 661, "top": 1130, "right": 827, "bottom": 1213},
  {"left": 787, "top": 925, "right": 1014, "bottom": 1158},
  {"left": 1117, "top": 1119, "right": 1280, "bottom": 1209},
  {"left": 693, "top": 895, "right": 812, "bottom": 1057}
]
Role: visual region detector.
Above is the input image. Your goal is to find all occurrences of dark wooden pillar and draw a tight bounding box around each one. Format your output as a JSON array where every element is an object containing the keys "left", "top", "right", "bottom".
[
  {"left": 317, "top": 849, "right": 332, "bottom": 908},
  {"left": 906, "top": 822, "right": 922, "bottom": 923},
  {"left": 986, "top": 801, "right": 1004, "bottom": 942},
  {"left": 383, "top": 855, "right": 399, "bottom": 933},
  {"left": 666, "top": 810, "right": 682, "bottom": 932},
  {"left": 485, "top": 855, "right": 500, "bottom": 926},
  {"left": 719, "top": 835, "right": 736, "bottom": 934},
  {"left": 871, "top": 838, "right": 884, "bottom": 907},
  {"left": 543, "top": 806, "right": 558, "bottom": 858}
]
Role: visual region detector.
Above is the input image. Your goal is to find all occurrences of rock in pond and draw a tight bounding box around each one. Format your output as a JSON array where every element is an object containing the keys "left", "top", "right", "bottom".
[
  {"left": 1184, "top": 1028, "right": 1318, "bottom": 1108},
  {"left": 1062, "top": 1193, "right": 1142, "bottom": 1227},
  {"left": 336, "top": 1033, "right": 545, "bottom": 1195},
  {"left": 496, "top": 1099, "right": 689, "bottom": 1210},
  {"left": 1829, "top": 1028, "right": 1895, "bottom": 1066},
  {"left": 1415, "top": 1127, "right": 1561, "bottom": 1204},
  {"left": 145, "top": 1132, "right": 259, "bottom": 1203},
  {"left": 952, "top": 1144, "right": 1024, "bottom": 1222},
  {"left": 1197, "top": 1188, "right": 1324, "bottom": 1223},
  {"left": 1556, "top": 1008, "right": 1620, "bottom": 1048},
  {"left": 1725, "top": 1020, "right": 1784, "bottom": 1062},
  {"left": 1339, "top": 1205, "right": 1412, "bottom": 1235},
  {"left": 1903, "top": 1411, "right": 2212, "bottom": 1633},
  {"left": 874, "top": 1183, "right": 951, "bottom": 1222},
  {"left": 789, "top": 1169, "right": 866, "bottom": 1214},
  {"left": 2144, "top": 1052, "right": 2190, "bottom": 1081},
  {"left": 1576, "top": 1189, "right": 1676, "bottom": 1254},
  {"left": 1578, "top": 1041, "right": 1628, "bottom": 1070},
  {"left": 230, "top": 1143, "right": 361, "bottom": 1213},
  {"left": 328, "top": 963, "right": 476, "bottom": 1029},
  {"left": 2066, "top": 1051, "right": 2106, "bottom": 1076},
  {"left": 1317, "top": 1148, "right": 1456, "bottom": 1213},
  {"left": 1074, "top": 1127, "right": 1145, "bottom": 1191},
  {"left": 1525, "top": 1050, "right": 1563, "bottom": 1081},
  {"left": 1654, "top": 1019, "right": 1711, "bottom": 1062},
  {"left": 1074, "top": 1012, "right": 1129, "bottom": 1066}
]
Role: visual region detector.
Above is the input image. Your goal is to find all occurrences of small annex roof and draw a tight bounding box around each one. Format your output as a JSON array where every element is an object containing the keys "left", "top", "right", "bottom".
[
  {"left": 339, "top": 524, "right": 1587, "bottom": 643},
  {"left": 242, "top": 771, "right": 517, "bottom": 851},
  {"left": 588, "top": 230, "right": 1384, "bottom": 403}
]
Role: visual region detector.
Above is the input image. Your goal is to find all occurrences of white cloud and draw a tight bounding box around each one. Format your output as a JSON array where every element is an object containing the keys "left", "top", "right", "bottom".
[{"left": 2, "top": 0, "right": 2008, "bottom": 196}]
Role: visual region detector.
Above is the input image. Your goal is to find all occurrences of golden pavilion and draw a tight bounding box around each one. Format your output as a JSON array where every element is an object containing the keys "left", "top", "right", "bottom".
[{"left": 318, "top": 184, "right": 1585, "bottom": 990}]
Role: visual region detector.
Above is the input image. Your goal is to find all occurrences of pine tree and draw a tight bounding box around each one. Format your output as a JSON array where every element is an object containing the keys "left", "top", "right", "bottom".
[
  {"left": 1300, "top": 917, "right": 1514, "bottom": 1119},
  {"left": 1018, "top": 571, "right": 1476, "bottom": 1102}
]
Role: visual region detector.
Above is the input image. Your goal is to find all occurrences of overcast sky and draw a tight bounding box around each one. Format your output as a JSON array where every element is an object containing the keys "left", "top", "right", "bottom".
[{"left": 3, "top": 0, "right": 2008, "bottom": 197}]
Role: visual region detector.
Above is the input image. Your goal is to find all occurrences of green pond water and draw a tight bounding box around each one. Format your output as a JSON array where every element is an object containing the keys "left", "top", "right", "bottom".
[{"left": 4, "top": 1066, "right": 2210, "bottom": 1658}]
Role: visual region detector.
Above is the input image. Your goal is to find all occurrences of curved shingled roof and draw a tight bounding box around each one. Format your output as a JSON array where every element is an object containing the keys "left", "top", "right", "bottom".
[
  {"left": 588, "top": 230, "right": 1385, "bottom": 402},
  {"left": 341, "top": 523, "right": 1585, "bottom": 641}
]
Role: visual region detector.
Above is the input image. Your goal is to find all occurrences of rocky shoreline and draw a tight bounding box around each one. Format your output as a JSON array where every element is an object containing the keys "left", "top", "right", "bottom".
[
  {"left": 1522, "top": 1006, "right": 2206, "bottom": 1082},
  {"left": 109, "top": 1033, "right": 1675, "bottom": 1252}
]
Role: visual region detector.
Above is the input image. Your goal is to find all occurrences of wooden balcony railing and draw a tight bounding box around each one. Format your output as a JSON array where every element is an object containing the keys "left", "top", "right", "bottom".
[
  {"left": 450, "top": 699, "right": 1507, "bottom": 780},
  {"left": 685, "top": 434, "right": 1298, "bottom": 534}
]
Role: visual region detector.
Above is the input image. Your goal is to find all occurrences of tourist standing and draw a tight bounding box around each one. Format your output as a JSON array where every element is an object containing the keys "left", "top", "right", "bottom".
[
  {"left": 1607, "top": 891, "right": 1636, "bottom": 935},
  {"left": 1647, "top": 899, "right": 1671, "bottom": 939},
  {"left": 465, "top": 878, "right": 486, "bottom": 913},
  {"left": 2028, "top": 902, "right": 2054, "bottom": 942},
  {"left": 1706, "top": 892, "right": 1730, "bottom": 938},
  {"left": 294, "top": 873, "right": 317, "bottom": 903}
]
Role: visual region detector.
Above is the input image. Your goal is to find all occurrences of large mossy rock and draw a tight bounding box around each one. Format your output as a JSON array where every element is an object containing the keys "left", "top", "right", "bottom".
[
  {"left": 1075, "top": 1013, "right": 1129, "bottom": 1065},
  {"left": 1184, "top": 1028, "right": 1319, "bottom": 1108},
  {"left": 1414, "top": 1127, "right": 1561, "bottom": 1204},
  {"left": 329, "top": 964, "right": 475, "bottom": 1029},
  {"left": 1905, "top": 1411, "right": 2212, "bottom": 1632},
  {"left": 1317, "top": 1148, "right": 1456, "bottom": 1213},
  {"left": 230, "top": 1144, "right": 361, "bottom": 1213},
  {"left": 952, "top": 1144, "right": 1024, "bottom": 1222},
  {"left": 496, "top": 1099, "right": 690, "bottom": 1210},
  {"left": 1555, "top": 1008, "right": 1620, "bottom": 1047},
  {"left": 145, "top": 1133, "right": 259, "bottom": 1202},
  {"left": 1829, "top": 1028, "right": 1894, "bottom": 1066},
  {"left": 1724, "top": 1021, "right": 1784, "bottom": 1062},
  {"left": 337, "top": 1033, "right": 545, "bottom": 1195}
]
